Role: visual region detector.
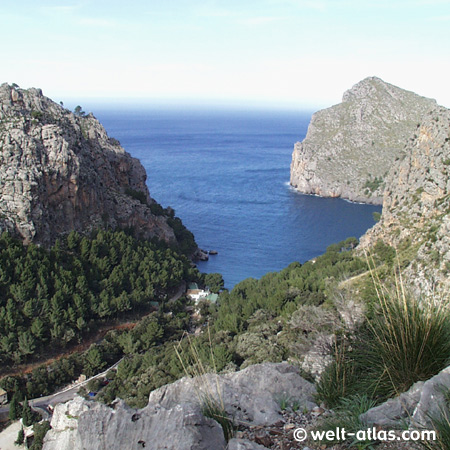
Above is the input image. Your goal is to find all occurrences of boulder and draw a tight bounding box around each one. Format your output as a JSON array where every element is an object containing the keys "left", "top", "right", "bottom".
[
  {"left": 44, "top": 396, "right": 226, "bottom": 450},
  {"left": 148, "top": 362, "right": 317, "bottom": 426},
  {"left": 361, "top": 365, "right": 450, "bottom": 429}
]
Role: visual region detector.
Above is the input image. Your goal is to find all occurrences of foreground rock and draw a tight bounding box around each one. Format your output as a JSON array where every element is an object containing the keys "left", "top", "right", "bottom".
[
  {"left": 0, "top": 83, "right": 190, "bottom": 247},
  {"left": 361, "top": 365, "right": 450, "bottom": 430},
  {"left": 148, "top": 362, "right": 317, "bottom": 426},
  {"left": 290, "top": 77, "right": 436, "bottom": 204},
  {"left": 43, "top": 363, "right": 316, "bottom": 450},
  {"left": 44, "top": 396, "right": 226, "bottom": 450}
]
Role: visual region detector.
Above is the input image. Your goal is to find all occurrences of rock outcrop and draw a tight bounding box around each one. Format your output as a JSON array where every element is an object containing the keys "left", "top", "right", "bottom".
[
  {"left": 290, "top": 77, "right": 437, "bottom": 204},
  {"left": 44, "top": 396, "right": 226, "bottom": 450},
  {"left": 43, "top": 363, "right": 316, "bottom": 450},
  {"left": 148, "top": 362, "right": 317, "bottom": 426},
  {"left": 0, "top": 83, "right": 186, "bottom": 247},
  {"left": 361, "top": 365, "right": 450, "bottom": 430},
  {"left": 359, "top": 106, "right": 450, "bottom": 296}
]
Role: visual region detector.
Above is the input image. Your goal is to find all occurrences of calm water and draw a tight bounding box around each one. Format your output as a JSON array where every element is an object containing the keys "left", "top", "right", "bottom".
[{"left": 94, "top": 107, "right": 381, "bottom": 289}]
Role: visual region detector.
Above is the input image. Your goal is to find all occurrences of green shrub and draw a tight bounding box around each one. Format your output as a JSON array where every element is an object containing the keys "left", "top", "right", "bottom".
[
  {"left": 29, "top": 421, "right": 51, "bottom": 450},
  {"left": 124, "top": 187, "right": 147, "bottom": 205},
  {"left": 357, "top": 277, "right": 450, "bottom": 400},
  {"left": 315, "top": 336, "right": 355, "bottom": 407},
  {"left": 421, "top": 412, "right": 450, "bottom": 450},
  {"left": 313, "top": 394, "right": 377, "bottom": 447}
]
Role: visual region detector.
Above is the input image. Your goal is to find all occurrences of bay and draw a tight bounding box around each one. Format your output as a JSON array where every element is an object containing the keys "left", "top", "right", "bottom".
[{"left": 94, "top": 107, "right": 381, "bottom": 289}]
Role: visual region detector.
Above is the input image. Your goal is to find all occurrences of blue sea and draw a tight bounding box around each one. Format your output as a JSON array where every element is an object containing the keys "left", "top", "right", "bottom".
[{"left": 94, "top": 107, "right": 381, "bottom": 289}]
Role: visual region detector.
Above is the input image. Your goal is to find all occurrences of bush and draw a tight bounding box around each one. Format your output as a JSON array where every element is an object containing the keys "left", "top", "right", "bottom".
[
  {"left": 124, "top": 187, "right": 147, "bottom": 205},
  {"left": 313, "top": 394, "right": 377, "bottom": 447},
  {"left": 29, "top": 421, "right": 51, "bottom": 450},
  {"left": 358, "top": 281, "right": 450, "bottom": 400},
  {"left": 421, "top": 412, "right": 450, "bottom": 450},
  {"left": 315, "top": 336, "right": 355, "bottom": 407}
]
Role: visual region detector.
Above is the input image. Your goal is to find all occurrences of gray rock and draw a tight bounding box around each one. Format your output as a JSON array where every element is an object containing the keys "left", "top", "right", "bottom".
[
  {"left": 361, "top": 365, "right": 450, "bottom": 429},
  {"left": 360, "top": 381, "right": 424, "bottom": 428},
  {"left": 412, "top": 366, "right": 450, "bottom": 428},
  {"left": 43, "top": 396, "right": 226, "bottom": 450},
  {"left": 0, "top": 83, "right": 181, "bottom": 247},
  {"left": 148, "top": 362, "right": 317, "bottom": 426},
  {"left": 290, "top": 77, "right": 436, "bottom": 204},
  {"left": 43, "top": 363, "right": 316, "bottom": 450}
]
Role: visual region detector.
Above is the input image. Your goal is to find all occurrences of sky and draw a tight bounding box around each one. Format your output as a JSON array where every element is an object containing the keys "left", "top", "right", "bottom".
[{"left": 1, "top": 0, "right": 450, "bottom": 109}]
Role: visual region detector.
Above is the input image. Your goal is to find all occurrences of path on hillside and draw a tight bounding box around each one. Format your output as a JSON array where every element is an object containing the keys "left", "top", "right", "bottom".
[
  {"left": 1, "top": 281, "right": 187, "bottom": 379},
  {"left": 0, "top": 281, "right": 188, "bottom": 420}
]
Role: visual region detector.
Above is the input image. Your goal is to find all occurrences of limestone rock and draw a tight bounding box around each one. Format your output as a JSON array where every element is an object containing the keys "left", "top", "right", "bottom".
[
  {"left": 361, "top": 365, "right": 450, "bottom": 430},
  {"left": 360, "top": 381, "right": 424, "bottom": 428},
  {"left": 0, "top": 83, "right": 189, "bottom": 247},
  {"left": 290, "top": 77, "right": 436, "bottom": 204},
  {"left": 359, "top": 106, "right": 450, "bottom": 297},
  {"left": 43, "top": 363, "right": 315, "bottom": 449},
  {"left": 148, "top": 362, "right": 317, "bottom": 426},
  {"left": 43, "top": 396, "right": 226, "bottom": 450}
]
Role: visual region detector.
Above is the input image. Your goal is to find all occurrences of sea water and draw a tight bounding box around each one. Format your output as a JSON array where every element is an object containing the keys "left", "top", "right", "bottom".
[{"left": 94, "top": 107, "right": 381, "bottom": 289}]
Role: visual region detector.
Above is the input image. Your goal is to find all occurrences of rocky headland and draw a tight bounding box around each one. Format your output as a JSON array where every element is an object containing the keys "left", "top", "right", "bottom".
[
  {"left": 0, "top": 83, "right": 187, "bottom": 248},
  {"left": 290, "top": 77, "right": 437, "bottom": 204}
]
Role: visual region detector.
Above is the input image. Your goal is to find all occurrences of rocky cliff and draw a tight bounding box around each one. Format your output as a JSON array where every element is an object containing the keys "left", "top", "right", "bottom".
[
  {"left": 0, "top": 83, "right": 182, "bottom": 246},
  {"left": 290, "top": 77, "right": 437, "bottom": 204},
  {"left": 359, "top": 106, "right": 450, "bottom": 296}
]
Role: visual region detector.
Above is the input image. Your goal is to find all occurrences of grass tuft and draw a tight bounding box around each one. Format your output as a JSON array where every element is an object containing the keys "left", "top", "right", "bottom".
[
  {"left": 174, "top": 327, "right": 235, "bottom": 442},
  {"left": 359, "top": 259, "right": 450, "bottom": 400}
]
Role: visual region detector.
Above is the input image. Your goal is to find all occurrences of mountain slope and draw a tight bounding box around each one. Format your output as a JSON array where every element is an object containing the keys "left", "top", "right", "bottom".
[
  {"left": 359, "top": 105, "right": 450, "bottom": 296},
  {"left": 0, "top": 83, "right": 192, "bottom": 249},
  {"left": 290, "top": 77, "right": 437, "bottom": 204}
]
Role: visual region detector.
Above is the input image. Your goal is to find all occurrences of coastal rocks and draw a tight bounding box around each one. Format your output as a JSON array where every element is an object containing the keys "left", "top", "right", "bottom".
[
  {"left": 44, "top": 397, "right": 226, "bottom": 450},
  {"left": 193, "top": 248, "right": 209, "bottom": 261},
  {"left": 290, "top": 77, "right": 436, "bottom": 204},
  {"left": 359, "top": 106, "right": 450, "bottom": 297},
  {"left": 361, "top": 365, "right": 450, "bottom": 430},
  {"left": 0, "top": 83, "right": 187, "bottom": 247},
  {"left": 147, "top": 362, "right": 317, "bottom": 427}
]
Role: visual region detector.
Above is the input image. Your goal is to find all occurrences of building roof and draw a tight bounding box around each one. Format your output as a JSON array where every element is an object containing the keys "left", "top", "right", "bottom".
[
  {"left": 0, "top": 387, "right": 6, "bottom": 396},
  {"left": 205, "top": 293, "right": 219, "bottom": 303}
]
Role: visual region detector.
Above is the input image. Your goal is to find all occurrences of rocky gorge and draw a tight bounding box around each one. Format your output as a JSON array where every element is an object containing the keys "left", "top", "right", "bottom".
[{"left": 2, "top": 77, "right": 450, "bottom": 450}]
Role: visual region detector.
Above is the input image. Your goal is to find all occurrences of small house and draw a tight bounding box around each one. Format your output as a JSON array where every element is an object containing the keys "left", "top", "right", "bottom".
[{"left": 0, "top": 387, "right": 7, "bottom": 405}]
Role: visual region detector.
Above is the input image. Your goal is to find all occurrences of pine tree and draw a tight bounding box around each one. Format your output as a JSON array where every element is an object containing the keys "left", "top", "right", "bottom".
[
  {"left": 8, "top": 392, "right": 21, "bottom": 421},
  {"left": 22, "top": 396, "right": 34, "bottom": 427},
  {"left": 15, "top": 426, "right": 24, "bottom": 445}
]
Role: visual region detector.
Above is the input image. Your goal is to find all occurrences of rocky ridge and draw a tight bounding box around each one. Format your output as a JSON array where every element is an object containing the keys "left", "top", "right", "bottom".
[
  {"left": 359, "top": 106, "right": 450, "bottom": 296},
  {"left": 0, "top": 83, "right": 183, "bottom": 246},
  {"left": 290, "top": 77, "right": 437, "bottom": 204}
]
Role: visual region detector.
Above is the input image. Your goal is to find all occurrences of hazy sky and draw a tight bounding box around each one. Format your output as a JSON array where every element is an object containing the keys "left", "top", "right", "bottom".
[{"left": 2, "top": 0, "right": 450, "bottom": 108}]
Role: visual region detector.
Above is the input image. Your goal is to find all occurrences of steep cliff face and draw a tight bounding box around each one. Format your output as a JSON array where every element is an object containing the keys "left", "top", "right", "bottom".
[
  {"left": 290, "top": 77, "right": 437, "bottom": 204},
  {"left": 0, "top": 83, "right": 181, "bottom": 246},
  {"left": 359, "top": 106, "right": 450, "bottom": 296}
]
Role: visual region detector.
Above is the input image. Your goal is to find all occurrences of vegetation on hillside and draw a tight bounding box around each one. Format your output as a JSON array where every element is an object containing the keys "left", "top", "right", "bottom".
[{"left": 0, "top": 229, "right": 199, "bottom": 367}]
